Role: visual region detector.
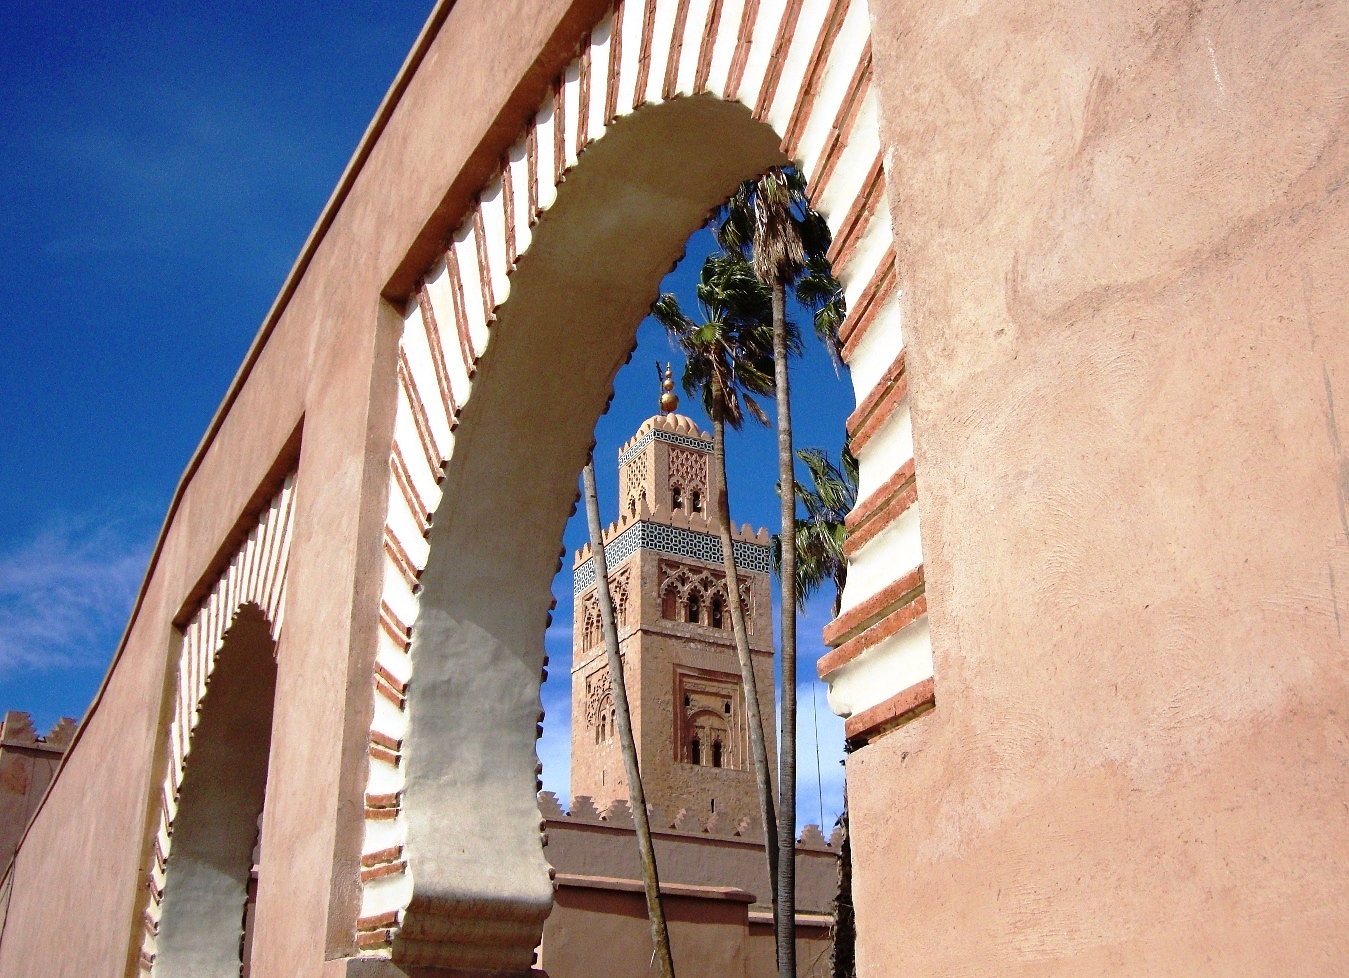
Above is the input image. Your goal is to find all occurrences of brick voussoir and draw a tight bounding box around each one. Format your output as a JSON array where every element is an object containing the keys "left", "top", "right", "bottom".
[
  {"left": 846, "top": 458, "right": 915, "bottom": 532},
  {"left": 844, "top": 677, "right": 935, "bottom": 743},
  {"left": 823, "top": 565, "right": 924, "bottom": 647},
  {"left": 817, "top": 593, "right": 927, "bottom": 679},
  {"left": 843, "top": 480, "right": 917, "bottom": 558}
]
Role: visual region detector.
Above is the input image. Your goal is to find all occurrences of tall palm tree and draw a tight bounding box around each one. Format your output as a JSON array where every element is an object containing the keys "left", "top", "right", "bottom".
[
  {"left": 775, "top": 444, "right": 857, "bottom": 978},
  {"left": 719, "top": 167, "right": 839, "bottom": 977},
  {"left": 652, "top": 251, "right": 795, "bottom": 921},
  {"left": 580, "top": 460, "right": 676, "bottom": 978},
  {"left": 778, "top": 445, "right": 857, "bottom": 619}
]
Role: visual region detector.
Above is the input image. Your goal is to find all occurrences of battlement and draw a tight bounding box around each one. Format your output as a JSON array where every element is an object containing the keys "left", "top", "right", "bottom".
[
  {"left": 1, "top": 711, "right": 76, "bottom": 752},
  {"left": 538, "top": 792, "right": 839, "bottom": 851}
]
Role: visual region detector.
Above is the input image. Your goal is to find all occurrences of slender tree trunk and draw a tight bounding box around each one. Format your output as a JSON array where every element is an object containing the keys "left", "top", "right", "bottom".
[
  {"left": 709, "top": 385, "right": 780, "bottom": 921},
  {"left": 831, "top": 782, "right": 856, "bottom": 978},
  {"left": 772, "top": 280, "right": 798, "bottom": 977},
  {"left": 582, "top": 461, "right": 676, "bottom": 978}
]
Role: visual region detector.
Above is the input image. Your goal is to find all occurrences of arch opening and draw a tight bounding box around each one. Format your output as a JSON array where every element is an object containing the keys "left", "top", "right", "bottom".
[
  {"left": 153, "top": 603, "right": 277, "bottom": 978},
  {"left": 393, "top": 95, "right": 787, "bottom": 964}
]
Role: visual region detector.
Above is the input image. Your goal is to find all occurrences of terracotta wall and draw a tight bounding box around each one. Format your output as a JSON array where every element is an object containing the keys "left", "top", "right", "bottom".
[
  {"left": 850, "top": 0, "right": 1349, "bottom": 973},
  {"left": 541, "top": 876, "right": 831, "bottom": 978}
]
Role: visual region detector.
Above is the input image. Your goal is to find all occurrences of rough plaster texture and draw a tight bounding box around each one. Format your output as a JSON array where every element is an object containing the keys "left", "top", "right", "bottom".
[
  {"left": 541, "top": 814, "right": 838, "bottom": 915},
  {"left": 845, "top": 0, "right": 1349, "bottom": 974},
  {"left": 0, "top": 715, "right": 71, "bottom": 877},
  {"left": 540, "top": 879, "right": 831, "bottom": 978}
]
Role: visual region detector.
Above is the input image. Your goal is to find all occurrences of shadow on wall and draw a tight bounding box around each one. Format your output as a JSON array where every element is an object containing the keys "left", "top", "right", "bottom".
[{"left": 154, "top": 604, "right": 277, "bottom": 978}]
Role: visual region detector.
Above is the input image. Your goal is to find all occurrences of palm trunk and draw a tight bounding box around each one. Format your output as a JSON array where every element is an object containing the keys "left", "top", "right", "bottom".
[
  {"left": 772, "top": 279, "right": 798, "bottom": 978},
  {"left": 831, "top": 783, "right": 856, "bottom": 978},
  {"left": 581, "top": 461, "right": 676, "bottom": 978},
  {"left": 709, "top": 384, "right": 780, "bottom": 921}
]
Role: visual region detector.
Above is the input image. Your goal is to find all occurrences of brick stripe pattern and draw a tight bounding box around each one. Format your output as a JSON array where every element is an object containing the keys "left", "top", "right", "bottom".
[
  {"left": 359, "top": 0, "right": 926, "bottom": 960},
  {"left": 137, "top": 476, "right": 297, "bottom": 974}
]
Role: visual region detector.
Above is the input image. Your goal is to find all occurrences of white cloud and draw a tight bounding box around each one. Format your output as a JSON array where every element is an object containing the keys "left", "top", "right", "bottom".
[{"left": 0, "top": 513, "right": 152, "bottom": 673}]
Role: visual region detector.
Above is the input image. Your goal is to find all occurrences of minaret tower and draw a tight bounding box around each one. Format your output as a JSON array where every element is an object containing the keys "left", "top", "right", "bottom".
[{"left": 570, "top": 368, "right": 776, "bottom": 827}]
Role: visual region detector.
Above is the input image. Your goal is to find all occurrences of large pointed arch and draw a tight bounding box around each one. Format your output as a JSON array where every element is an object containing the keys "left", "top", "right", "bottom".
[
  {"left": 351, "top": 0, "right": 929, "bottom": 969},
  {"left": 134, "top": 478, "right": 297, "bottom": 974}
]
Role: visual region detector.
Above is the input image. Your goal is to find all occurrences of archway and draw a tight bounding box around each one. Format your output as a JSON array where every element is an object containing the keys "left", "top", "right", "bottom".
[
  {"left": 352, "top": 2, "right": 928, "bottom": 971},
  {"left": 153, "top": 604, "right": 277, "bottom": 977}
]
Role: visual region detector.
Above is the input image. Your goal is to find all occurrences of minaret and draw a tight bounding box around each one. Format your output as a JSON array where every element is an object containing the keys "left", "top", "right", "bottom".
[{"left": 570, "top": 367, "right": 776, "bottom": 827}]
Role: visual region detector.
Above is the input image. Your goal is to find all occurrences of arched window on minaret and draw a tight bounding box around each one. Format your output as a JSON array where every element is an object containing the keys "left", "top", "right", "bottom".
[
  {"left": 690, "top": 737, "right": 701, "bottom": 766},
  {"left": 671, "top": 485, "right": 683, "bottom": 511},
  {"left": 711, "top": 740, "right": 723, "bottom": 768},
  {"left": 686, "top": 590, "right": 701, "bottom": 624},
  {"left": 710, "top": 595, "right": 723, "bottom": 629},
  {"left": 691, "top": 490, "right": 702, "bottom": 513}
]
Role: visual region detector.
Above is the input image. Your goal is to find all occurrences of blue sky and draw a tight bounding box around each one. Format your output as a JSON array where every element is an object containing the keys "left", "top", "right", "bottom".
[{"left": 0, "top": 2, "right": 851, "bottom": 831}]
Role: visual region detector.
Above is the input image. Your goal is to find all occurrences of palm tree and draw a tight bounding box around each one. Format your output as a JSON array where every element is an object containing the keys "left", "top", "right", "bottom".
[
  {"left": 652, "top": 251, "right": 795, "bottom": 921},
  {"left": 581, "top": 460, "right": 676, "bottom": 978},
  {"left": 719, "top": 167, "right": 839, "bottom": 977},
  {"left": 774, "top": 443, "right": 857, "bottom": 978},
  {"left": 778, "top": 445, "right": 857, "bottom": 619}
]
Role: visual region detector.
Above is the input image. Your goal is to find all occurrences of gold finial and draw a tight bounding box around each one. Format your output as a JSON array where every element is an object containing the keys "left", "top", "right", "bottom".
[{"left": 659, "top": 362, "right": 679, "bottom": 413}]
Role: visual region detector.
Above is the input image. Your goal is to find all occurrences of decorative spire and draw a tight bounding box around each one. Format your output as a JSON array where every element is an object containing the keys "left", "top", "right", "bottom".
[{"left": 659, "top": 362, "right": 679, "bottom": 414}]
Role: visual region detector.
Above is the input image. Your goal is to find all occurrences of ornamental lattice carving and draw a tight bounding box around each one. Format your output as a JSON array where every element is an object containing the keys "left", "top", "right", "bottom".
[
  {"left": 584, "top": 667, "right": 614, "bottom": 729},
  {"left": 621, "top": 451, "right": 650, "bottom": 516},
  {"left": 668, "top": 447, "right": 709, "bottom": 504},
  {"left": 658, "top": 560, "right": 753, "bottom": 626}
]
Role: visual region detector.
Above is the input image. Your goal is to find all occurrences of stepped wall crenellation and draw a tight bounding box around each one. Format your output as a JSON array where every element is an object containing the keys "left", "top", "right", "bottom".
[{"left": 537, "top": 791, "right": 838, "bottom": 852}]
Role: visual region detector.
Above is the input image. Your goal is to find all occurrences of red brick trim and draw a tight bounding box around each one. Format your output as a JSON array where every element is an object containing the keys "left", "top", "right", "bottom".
[
  {"left": 357, "top": 910, "right": 399, "bottom": 932},
  {"left": 634, "top": 0, "right": 658, "bottom": 106},
  {"left": 809, "top": 39, "right": 871, "bottom": 207},
  {"left": 415, "top": 284, "right": 460, "bottom": 425},
  {"left": 605, "top": 1, "right": 625, "bottom": 124},
  {"left": 383, "top": 528, "right": 420, "bottom": 589},
  {"left": 782, "top": 0, "right": 850, "bottom": 157},
  {"left": 525, "top": 117, "right": 539, "bottom": 222},
  {"left": 355, "top": 929, "right": 393, "bottom": 950},
  {"left": 360, "top": 860, "right": 407, "bottom": 884},
  {"left": 375, "top": 661, "right": 408, "bottom": 695},
  {"left": 847, "top": 457, "right": 914, "bottom": 532},
  {"left": 577, "top": 36, "right": 592, "bottom": 150},
  {"left": 723, "top": 0, "right": 761, "bottom": 99},
  {"left": 397, "top": 353, "right": 441, "bottom": 477},
  {"left": 663, "top": 0, "right": 693, "bottom": 98},
  {"left": 823, "top": 564, "right": 924, "bottom": 646},
  {"left": 500, "top": 156, "right": 517, "bottom": 268},
  {"left": 472, "top": 206, "right": 496, "bottom": 322},
  {"left": 693, "top": 0, "right": 724, "bottom": 93},
  {"left": 443, "top": 244, "right": 479, "bottom": 377},
  {"left": 817, "top": 593, "right": 925, "bottom": 678},
  {"left": 365, "top": 791, "right": 402, "bottom": 821},
  {"left": 837, "top": 246, "right": 895, "bottom": 356},
  {"left": 361, "top": 845, "right": 403, "bottom": 869},
  {"left": 552, "top": 75, "right": 567, "bottom": 184},
  {"left": 847, "top": 351, "right": 908, "bottom": 455},
  {"left": 826, "top": 152, "right": 882, "bottom": 269},
  {"left": 379, "top": 602, "right": 413, "bottom": 652},
  {"left": 389, "top": 448, "right": 431, "bottom": 536},
  {"left": 845, "top": 677, "right": 934, "bottom": 743},
  {"left": 842, "top": 479, "right": 915, "bottom": 557},
  {"left": 369, "top": 729, "right": 402, "bottom": 766},
  {"left": 753, "top": 0, "right": 805, "bottom": 120}
]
